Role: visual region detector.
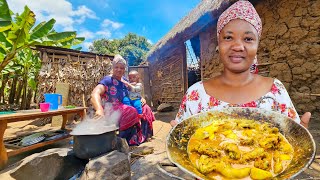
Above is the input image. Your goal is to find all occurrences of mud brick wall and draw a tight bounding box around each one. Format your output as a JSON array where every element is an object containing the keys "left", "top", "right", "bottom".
[{"left": 200, "top": 0, "right": 320, "bottom": 116}]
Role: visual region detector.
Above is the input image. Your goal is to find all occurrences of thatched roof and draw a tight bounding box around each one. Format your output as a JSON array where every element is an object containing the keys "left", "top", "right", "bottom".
[{"left": 146, "top": 0, "right": 260, "bottom": 60}]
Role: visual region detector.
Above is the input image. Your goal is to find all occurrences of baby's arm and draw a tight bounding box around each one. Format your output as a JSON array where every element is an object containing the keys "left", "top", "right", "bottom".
[{"left": 131, "top": 83, "right": 142, "bottom": 93}]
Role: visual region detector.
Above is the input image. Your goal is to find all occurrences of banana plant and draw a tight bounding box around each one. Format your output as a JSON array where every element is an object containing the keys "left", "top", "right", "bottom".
[
  {"left": 17, "top": 49, "right": 39, "bottom": 109},
  {"left": 0, "top": 0, "right": 85, "bottom": 73}
]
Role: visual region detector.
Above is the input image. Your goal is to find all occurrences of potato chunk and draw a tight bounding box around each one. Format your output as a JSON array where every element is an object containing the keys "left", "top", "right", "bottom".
[{"left": 250, "top": 167, "right": 273, "bottom": 179}]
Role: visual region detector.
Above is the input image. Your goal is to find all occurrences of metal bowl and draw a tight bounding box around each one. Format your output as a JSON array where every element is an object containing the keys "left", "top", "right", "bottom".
[{"left": 166, "top": 107, "right": 316, "bottom": 180}]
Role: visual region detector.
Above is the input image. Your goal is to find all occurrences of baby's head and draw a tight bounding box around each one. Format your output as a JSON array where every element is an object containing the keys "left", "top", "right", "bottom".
[{"left": 128, "top": 70, "right": 139, "bottom": 83}]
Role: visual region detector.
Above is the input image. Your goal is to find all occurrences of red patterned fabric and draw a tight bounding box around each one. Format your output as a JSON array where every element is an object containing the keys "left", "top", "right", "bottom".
[
  {"left": 112, "top": 103, "right": 140, "bottom": 131},
  {"left": 142, "top": 104, "right": 155, "bottom": 132},
  {"left": 217, "top": 0, "right": 262, "bottom": 39}
]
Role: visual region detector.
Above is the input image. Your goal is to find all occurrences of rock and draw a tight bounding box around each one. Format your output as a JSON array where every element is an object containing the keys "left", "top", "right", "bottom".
[
  {"left": 157, "top": 103, "right": 174, "bottom": 112},
  {"left": 115, "top": 137, "right": 130, "bottom": 154},
  {"left": 80, "top": 150, "right": 130, "bottom": 180},
  {"left": 269, "top": 63, "right": 292, "bottom": 82},
  {"left": 277, "top": 23, "right": 288, "bottom": 36},
  {"left": 0, "top": 148, "right": 88, "bottom": 180},
  {"left": 294, "top": 7, "right": 307, "bottom": 16},
  {"left": 278, "top": 5, "right": 292, "bottom": 19},
  {"left": 308, "top": 1, "right": 320, "bottom": 16},
  {"left": 302, "top": 62, "right": 318, "bottom": 72},
  {"left": 313, "top": 68, "right": 320, "bottom": 75},
  {"left": 308, "top": 45, "right": 320, "bottom": 55},
  {"left": 287, "top": 17, "right": 301, "bottom": 28},
  {"left": 299, "top": 86, "right": 311, "bottom": 93},
  {"left": 301, "top": 17, "right": 319, "bottom": 28},
  {"left": 290, "top": 27, "right": 309, "bottom": 42},
  {"left": 292, "top": 67, "right": 307, "bottom": 75},
  {"left": 288, "top": 59, "right": 304, "bottom": 67}
]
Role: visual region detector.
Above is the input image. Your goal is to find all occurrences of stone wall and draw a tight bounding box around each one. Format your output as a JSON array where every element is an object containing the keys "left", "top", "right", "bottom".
[{"left": 200, "top": 0, "right": 320, "bottom": 115}]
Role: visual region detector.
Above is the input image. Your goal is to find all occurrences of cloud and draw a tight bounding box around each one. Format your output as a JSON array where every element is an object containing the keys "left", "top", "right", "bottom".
[
  {"left": 77, "top": 29, "right": 96, "bottom": 40},
  {"left": 72, "top": 5, "right": 98, "bottom": 24},
  {"left": 101, "top": 19, "right": 124, "bottom": 29},
  {"left": 96, "top": 30, "right": 112, "bottom": 38},
  {"left": 147, "top": 39, "right": 153, "bottom": 44},
  {"left": 82, "top": 42, "right": 93, "bottom": 50},
  {"left": 7, "top": 0, "right": 98, "bottom": 31}
]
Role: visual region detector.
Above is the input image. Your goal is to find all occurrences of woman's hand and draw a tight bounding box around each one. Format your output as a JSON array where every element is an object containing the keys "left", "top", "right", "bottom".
[
  {"left": 300, "top": 112, "right": 311, "bottom": 128},
  {"left": 94, "top": 109, "right": 104, "bottom": 119}
]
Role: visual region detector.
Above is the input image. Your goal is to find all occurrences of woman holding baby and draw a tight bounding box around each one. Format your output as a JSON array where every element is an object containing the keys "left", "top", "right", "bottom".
[{"left": 91, "top": 55, "right": 154, "bottom": 146}]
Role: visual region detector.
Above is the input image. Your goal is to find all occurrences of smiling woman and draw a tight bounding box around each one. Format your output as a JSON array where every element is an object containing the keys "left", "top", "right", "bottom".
[{"left": 171, "top": 0, "right": 310, "bottom": 128}]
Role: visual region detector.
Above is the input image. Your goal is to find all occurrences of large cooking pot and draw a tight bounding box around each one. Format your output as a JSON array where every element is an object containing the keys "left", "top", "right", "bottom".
[
  {"left": 73, "top": 130, "right": 116, "bottom": 159},
  {"left": 71, "top": 124, "right": 118, "bottom": 159},
  {"left": 166, "top": 107, "right": 316, "bottom": 180}
]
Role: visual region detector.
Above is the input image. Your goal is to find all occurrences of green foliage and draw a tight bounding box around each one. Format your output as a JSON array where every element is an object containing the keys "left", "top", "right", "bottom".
[
  {"left": 89, "top": 32, "right": 152, "bottom": 66},
  {"left": 0, "top": 0, "right": 11, "bottom": 32},
  {"left": 0, "top": 0, "right": 85, "bottom": 108},
  {"left": 0, "top": 0, "right": 85, "bottom": 73}
]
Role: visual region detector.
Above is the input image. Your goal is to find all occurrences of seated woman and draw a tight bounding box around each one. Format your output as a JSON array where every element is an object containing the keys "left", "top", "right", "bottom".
[
  {"left": 171, "top": 1, "right": 310, "bottom": 128},
  {"left": 91, "top": 54, "right": 153, "bottom": 145}
]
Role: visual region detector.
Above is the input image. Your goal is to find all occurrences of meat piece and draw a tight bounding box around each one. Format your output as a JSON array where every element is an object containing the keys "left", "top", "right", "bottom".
[
  {"left": 242, "top": 147, "right": 265, "bottom": 162},
  {"left": 259, "top": 134, "right": 280, "bottom": 149},
  {"left": 192, "top": 144, "right": 221, "bottom": 158},
  {"left": 254, "top": 153, "right": 272, "bottom": 170},
  {"left": 197, "top": 155, "right": 219, "bottom": 174},
  {"left": 240, "top": 138, "right": 254, "bottom": 146},
  {"left": 223, "top": 143, "right": 241, "bottom": 160}
]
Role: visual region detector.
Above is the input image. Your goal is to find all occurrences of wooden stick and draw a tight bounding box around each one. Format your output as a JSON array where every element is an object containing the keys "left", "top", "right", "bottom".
[
  {"left": 130, "top": 153, "right": 146, "bottom": 157},
  {"left": 259, "top": 71, "right": 270, "bottom": 74},
  {"left": 257, "top": 62, "right": 274, "bottom": 66},
  {"left": 295, "top": 93, "right": 320, "bottom": 97},
  {"left": 309, "top": 94, "right": 320, "bottom": 97},
  {"left": 310, "top": 162, "right": 320, "bottom": 172}
]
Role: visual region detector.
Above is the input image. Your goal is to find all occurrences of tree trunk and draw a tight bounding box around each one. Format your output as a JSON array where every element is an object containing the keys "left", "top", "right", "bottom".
[
  {"left": 20, "top": 75, "right": 28, "bottom": 110},
  {"left": 0, "top": 74, "right": 9, "bottom": 104},
  {"left": 0, "top": 51, "right": 16, "bottom": 74},
  {"left": 33, "top": 83, "right": 38, "bottom": 103},
  {"left": 9, "top": 76, "right": 18, "bottom": 104},
  {"left": 20, "top": 89, "right": 26, "bottom": 110},
  {"left": 26, "top": 88, "right": 33, "bottom": 109},
  {"left": 15, "top": 80, "right": 23, "bottom": 105}
]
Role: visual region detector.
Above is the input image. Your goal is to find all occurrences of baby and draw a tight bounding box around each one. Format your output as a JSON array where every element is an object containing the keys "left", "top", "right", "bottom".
[{"left": 122, "top": 70, "right": 143, "bottom": 117}]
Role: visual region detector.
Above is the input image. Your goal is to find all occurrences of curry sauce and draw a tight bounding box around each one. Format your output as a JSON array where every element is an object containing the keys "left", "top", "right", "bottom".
[{"left": 187, "top": 119, "right": 293, "bottom": 180}]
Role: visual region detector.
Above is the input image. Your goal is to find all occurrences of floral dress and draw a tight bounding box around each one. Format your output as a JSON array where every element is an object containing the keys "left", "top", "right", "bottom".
[
  {"left": 175, "top": 79, "right": 300, "bottom": 124},
  {"left": 99, "top": 76, "right": 128, "bottom": 103}
]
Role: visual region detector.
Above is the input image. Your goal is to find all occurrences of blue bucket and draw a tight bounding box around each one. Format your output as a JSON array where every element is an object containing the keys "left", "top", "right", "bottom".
[{"left": 44, "top": 93, "right": 62, "bottom": 110}]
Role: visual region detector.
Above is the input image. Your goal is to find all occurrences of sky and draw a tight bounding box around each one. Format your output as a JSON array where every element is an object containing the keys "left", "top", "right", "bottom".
[{"left": 7, "top": 0, "right": 200, "bottom": 51}]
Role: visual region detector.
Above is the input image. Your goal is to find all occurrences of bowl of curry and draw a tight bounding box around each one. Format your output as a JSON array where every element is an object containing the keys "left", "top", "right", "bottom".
[{"left": 166, "top": 107, "right": 316, "bottom": 180}]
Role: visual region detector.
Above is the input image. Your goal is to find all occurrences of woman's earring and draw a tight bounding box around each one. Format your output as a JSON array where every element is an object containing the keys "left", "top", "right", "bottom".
[{"left": 215, "top": 46, "right": 219, "bottom": 53}]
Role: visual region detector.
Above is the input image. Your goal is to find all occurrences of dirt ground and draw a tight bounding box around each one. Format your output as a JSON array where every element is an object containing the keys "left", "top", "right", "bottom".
[{"left": 2, "top": 110, "right": 320, "bottom": 179}]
